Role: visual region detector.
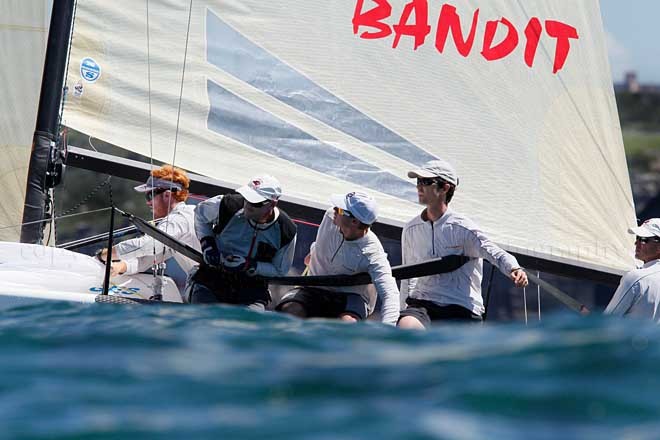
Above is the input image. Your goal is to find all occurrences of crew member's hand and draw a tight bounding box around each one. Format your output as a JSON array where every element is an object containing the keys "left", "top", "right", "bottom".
[
  {"left": 510, "top": 268, "right": 528, "bottom": 287},
  {"left": 222, "top": 255, "right": 246, "bottom": 273},
  {"left": 200, "top": 236, "right": 221, "bottom": 266},
  {"left": 110, "top": 261, "right": 128, "bottom": 277},
  {"left": 96, "top": 248, "right": 109, "bottom": 263}
]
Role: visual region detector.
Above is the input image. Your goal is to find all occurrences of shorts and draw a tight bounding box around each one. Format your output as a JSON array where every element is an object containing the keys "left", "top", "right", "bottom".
[
  {"left": 277, "top": 287, "right": 368, "bottom": 320},
  {"left": 185, "top": 265, "right": 271, "bottom": 309},
  {"left": 399, "top": 298, "right": 482, "bottom": 327}
]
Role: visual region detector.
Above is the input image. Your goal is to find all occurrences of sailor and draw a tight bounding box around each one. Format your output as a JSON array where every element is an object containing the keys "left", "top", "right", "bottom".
[
  {"left": 398, "top": 159, "right": 528, "bottom": 329},
  {"left": 604, "top": 218, "right": 660, "bottom": 321},
  {"left": 277, "top": 191, "right": 400, "bottom": 325},
  {"left": 187, "top": 175, "right": 296, "bottom": 310},
  {"left": 97, "top": 165, "right": 200, "bottom": 298}
]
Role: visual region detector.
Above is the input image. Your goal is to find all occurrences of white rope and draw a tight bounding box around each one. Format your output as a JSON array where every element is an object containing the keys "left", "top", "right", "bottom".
[
  {"left": 141, "top": 0, "right": 195, "bottom": 298},
  {"left": 523, "top": 286, "right": 528, "bottom": 325},
  {"left": 171, "top": 0, "right": 194, "bottom": 169}
]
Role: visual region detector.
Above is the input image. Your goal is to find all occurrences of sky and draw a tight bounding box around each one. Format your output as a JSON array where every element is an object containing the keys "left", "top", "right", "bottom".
[{"left": 600, "top": 0, "right": 660, "bottom": 84}]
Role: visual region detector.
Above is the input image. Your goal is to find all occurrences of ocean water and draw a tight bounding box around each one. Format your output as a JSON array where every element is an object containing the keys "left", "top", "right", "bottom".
[{"left": 1, "top": 303, "right": 659, "bottom": 440}]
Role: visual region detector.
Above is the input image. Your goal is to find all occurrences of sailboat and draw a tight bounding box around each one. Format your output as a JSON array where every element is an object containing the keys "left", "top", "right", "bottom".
[{"left": 0, "top": 1, "right": 636, "bottom": 315}]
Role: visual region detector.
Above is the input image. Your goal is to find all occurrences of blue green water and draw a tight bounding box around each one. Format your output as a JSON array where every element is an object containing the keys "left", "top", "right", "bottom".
[{"left": 1, "top": 303, "right": 659, "bottom": 440}]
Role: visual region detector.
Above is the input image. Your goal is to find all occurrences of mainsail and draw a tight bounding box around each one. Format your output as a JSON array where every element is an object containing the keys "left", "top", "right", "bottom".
[
  {"left": 0, "top": 1, "right": 51, "bottom": 241},
  {"left": 62, "top": 0, "right": 636, "bottom": 275}
]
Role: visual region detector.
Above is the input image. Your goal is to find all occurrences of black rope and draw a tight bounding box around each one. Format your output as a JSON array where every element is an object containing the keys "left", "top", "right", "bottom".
[{"left": 123, "top": 208, "right": 470, "bottom": 286}]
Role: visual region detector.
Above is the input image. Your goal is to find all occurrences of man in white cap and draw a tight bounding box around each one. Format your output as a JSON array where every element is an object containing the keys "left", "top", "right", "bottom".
[
  {"left": 605, "top": 218, "right": 660, "bottom": 321},
  {"left": 96, "top": 165, "right": 200, "bottom": 299},
  {"left": 398, "top": 159, "right": 528, "bottom": 329},
  {"left": 187, "top": 175, "right": 296, "bottom": 309},
  {"left": 277, "top": 191, "right": 400, "bottom": 325}
]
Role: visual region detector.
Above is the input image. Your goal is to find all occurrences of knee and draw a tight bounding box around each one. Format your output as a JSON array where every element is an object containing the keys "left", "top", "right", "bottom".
[
  {"left": 397, "top": 316, "right": 426, "bottom": 330},
  {"left": 339, "top": 313, "right": 359, "bottom": 323},
  {"left": 279, "top": 301, "right": 307, "bottom": 318},
  {"left": 187, "top": 283, "right": 216, "bottom": 304}
]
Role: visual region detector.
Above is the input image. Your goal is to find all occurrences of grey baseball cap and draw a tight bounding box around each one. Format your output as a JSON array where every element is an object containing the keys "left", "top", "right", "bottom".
[{"left": 407, "top": 159, "right": 459, "bottom": 186}]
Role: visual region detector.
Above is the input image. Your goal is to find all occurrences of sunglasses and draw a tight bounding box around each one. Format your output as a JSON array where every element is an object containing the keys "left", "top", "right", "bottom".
[
  {"left": 334, "top": 207, "right": 354, "bottom": 218},
  {"left": 246, "top": 199, "right": 271, "bottom": 208},
  {"left": 416, "top": 177, "right": 445, "bottom": 186},
  {"left": 636, "top": 236, "right": 660, "bottom": 244},
  {"left": 145, "top": 188, "right": 168, "bottom": 202}
]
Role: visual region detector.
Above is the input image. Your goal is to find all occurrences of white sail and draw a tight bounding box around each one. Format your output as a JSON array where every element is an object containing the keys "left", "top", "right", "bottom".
[
  {"left": 0, "top": 1, "right": 52, "bottom": 241},
  {"left": 62, "top": 0, "right": 636, "bottom": 274}
]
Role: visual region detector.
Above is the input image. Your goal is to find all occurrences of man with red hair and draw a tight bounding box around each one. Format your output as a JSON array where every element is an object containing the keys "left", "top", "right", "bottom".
[{"left": 97, "top": 165, "right": 200, "bottom": 298}]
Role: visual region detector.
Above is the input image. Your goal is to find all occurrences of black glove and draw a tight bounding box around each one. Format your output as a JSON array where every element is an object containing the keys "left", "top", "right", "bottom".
[{"left": 200, "top": 236, "right": 221, "bottom": 267}]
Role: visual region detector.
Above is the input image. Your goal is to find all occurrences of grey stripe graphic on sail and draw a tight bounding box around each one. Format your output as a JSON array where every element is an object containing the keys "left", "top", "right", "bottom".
[
  {"left": 207, "top": 80, "right": 417, "bottom": 201},
  {"left": 206, "top": 10, "right": 435, "bottom": 166}
]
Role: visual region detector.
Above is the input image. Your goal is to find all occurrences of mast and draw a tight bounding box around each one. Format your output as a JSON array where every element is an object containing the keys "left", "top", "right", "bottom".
[{"left": 20, "top": 0, "right": 76, "bottom": 244}]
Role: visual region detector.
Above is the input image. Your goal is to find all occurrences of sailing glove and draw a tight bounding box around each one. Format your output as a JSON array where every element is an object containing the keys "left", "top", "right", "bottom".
[
  {"left": 221, "top": 255, "right": 257, "bottom": 276},
  {"left": 200, "top": 236, "right": 221, "bottom": 266}
]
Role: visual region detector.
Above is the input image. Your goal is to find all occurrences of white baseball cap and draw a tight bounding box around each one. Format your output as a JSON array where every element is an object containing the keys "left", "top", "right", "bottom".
[
  {"left": 330, "top": 191, "right": 378, "bottom": 225},
  {"left": 629, "top": 218, "right": 660, "bottom": 238},
  {"left": 407, "top": 159, "right": 459, "bottom": 186},
  {"left": 237, "top": 175, "right": 282, "bottom": 203}
]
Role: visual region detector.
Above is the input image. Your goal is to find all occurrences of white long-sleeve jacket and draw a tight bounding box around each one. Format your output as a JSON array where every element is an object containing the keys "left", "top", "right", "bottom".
[
  {"left": 400, "top": 208, "right": 520, "bottom": 315},
  {"left": 604, "top": 259, "right": 660, "bottom": 321},
  {"left": 308, "top": 209, "right": 400, "bottom": 325},
  {"left": 114, "top": 202, "right": 201, "bottom": 275}
]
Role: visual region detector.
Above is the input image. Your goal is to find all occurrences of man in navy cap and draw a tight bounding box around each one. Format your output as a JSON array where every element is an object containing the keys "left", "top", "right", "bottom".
[{"left": 277, "top": 191, "right": 400, "bottom": 325}]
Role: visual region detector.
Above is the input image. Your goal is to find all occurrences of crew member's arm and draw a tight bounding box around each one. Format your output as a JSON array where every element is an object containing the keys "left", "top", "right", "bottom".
[
  {"left": 463, "top": 226, "right": 528, "bottom": 287},
  {"left": 194, "top": 196, "right": 222, "bottom": 240},
  {"left": 366, "top": 249, "right": 400, "bottom": 326},
  {"left": 254, "top": 236, "right": 297, "bottom": 278},
  {"left": 604, "top": 280, "right": 640, "bottom": 316},
  {"left": 194, "top": 196, "right": 223, "bottom": 266},
  {"left": 399, "top": 226, "right": 418, "bottom": 299},
  {"left": 112, "top": 214, "right": 188, "bottom": 275}
]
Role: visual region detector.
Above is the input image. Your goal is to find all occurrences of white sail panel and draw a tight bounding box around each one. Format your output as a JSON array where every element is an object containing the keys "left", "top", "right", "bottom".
[
  {"left": 0, "top": 1, "right": 51, "bottom": 241},
  {"left": 63, "top": 0, "right": 636, "bottom": 274}
]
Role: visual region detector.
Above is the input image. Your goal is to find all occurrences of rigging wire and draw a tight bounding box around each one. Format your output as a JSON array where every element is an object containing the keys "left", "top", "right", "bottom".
[
  {"left": 522, "top": 285, "right": 528, "bottom": 325},
  {"left": 141, "top": 0, "right": 195, "bottom": 298},
  {"left": 145, "top": 0, "right": 162, "bottom": 295},
  {"left": 0, "top": 207, "right": 112, "bottom": 231},
  {"left": 171, "top": 0, "right": 194, "bottom": 170},
  {"left": 537, "top": 270, "right": 541, "bottom": 321}
]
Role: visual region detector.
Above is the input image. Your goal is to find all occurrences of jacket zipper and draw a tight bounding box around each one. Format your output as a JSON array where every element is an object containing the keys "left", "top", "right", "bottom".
[
  {"left": 243, "top": 226, "right": 259, "bottom": 269},
  {"left": 331, "top": 237, "right": 345, "bottom": 263},
  {"left": 430, "top": 221, "right": 435, "bottom": 257}
]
